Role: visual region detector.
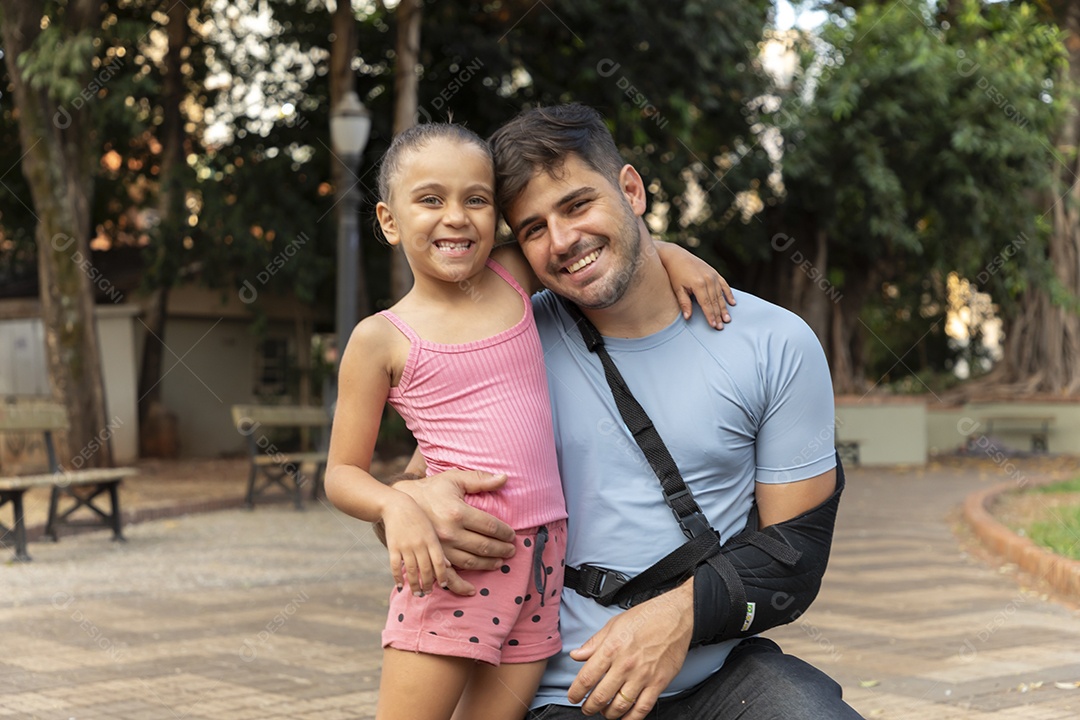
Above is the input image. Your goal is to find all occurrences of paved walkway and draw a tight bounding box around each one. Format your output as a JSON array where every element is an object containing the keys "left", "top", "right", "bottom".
[{"left": 2, "top": 457, "right": 1080, "bottom": 719}]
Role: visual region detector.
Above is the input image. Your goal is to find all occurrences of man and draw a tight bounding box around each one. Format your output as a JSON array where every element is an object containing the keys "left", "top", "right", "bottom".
[{"left": 394, "top": 104, "right": 862, "bottom": 719}]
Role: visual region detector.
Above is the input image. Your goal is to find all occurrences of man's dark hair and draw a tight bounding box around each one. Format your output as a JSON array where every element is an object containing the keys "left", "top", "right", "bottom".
[{"left": 488, "top": 103, "right": 625, "bottom": 212}]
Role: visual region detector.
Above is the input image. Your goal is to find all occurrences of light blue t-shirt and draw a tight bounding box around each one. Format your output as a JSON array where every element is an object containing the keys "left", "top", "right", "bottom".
[{"left": 530, "top": 289, "right": 836, "bottom": 709}]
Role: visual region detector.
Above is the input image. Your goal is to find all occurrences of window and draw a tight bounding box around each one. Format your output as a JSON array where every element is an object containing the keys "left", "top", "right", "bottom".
[{"left": 255, "top": 337, "right": 290, "bottom": 397}]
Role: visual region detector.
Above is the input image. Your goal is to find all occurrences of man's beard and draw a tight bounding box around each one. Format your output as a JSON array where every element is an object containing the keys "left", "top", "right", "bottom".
[{"left": 554, "top": 210, "right": 642, "bottom": 310}]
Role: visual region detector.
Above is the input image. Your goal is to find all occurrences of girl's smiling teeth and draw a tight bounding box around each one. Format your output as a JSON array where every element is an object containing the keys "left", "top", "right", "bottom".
[
  {"left": 434, "top": 239, "right": 474, "bottom": 253},
  {"left": 566, "top": 250, "right": 600, "bottom": 274}
]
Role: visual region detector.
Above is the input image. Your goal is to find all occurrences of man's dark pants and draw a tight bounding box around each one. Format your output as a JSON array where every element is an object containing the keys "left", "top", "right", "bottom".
[{"left": 526, "top": 638, "right": 864, "bottom": 719}]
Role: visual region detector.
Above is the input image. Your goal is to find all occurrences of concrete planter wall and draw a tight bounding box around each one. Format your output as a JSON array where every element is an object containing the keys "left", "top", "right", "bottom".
[{"left": 835, "top": 395, "right": 928, "bottom": 466}]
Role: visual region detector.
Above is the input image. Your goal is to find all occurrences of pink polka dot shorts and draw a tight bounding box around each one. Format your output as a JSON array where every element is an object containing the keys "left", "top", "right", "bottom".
[{"left": 382, "top": 520, "right": 566, "bottom": 666}]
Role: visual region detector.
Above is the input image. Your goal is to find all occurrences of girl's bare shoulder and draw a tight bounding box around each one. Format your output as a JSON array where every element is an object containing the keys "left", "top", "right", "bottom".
[{"left": 342, "top": 313, "right": 411, "bottom": 382}]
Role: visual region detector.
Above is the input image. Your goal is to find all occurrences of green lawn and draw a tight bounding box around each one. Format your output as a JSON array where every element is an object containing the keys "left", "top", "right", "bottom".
[
  {"left": 1026, "top": 476, "right": 1080, "bottom": 561},
  {"left": 1032, "top": 476, "right": 1080, "bottom": 495}
]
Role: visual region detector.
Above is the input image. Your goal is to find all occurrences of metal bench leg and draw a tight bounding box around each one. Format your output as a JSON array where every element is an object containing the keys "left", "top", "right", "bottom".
[
  {"left": 292, "top": 467, "right": 304, "bottom": 511},
  {"left": 107, "top": 481, "right": 126, "bottom": 542},
  {"left": 11, "top": 491, "right": 30, "bottom": 562},
  {"left": 1, "top": 490, "right": 32, "bottom": 562},
  {"left": 45, "top": 485, "right": 61, "bottom": 541},
  {"left": 245, "top": 463, "right": 258, "bottom": 509},
  {"left": 311, "top": 462, "right": 327, "bottom": 501}
]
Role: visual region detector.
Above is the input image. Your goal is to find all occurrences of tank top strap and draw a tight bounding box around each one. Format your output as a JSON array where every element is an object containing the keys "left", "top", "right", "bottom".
[
  {"left": 377, "top": 309, "right": 421, "bottom": 344},
  {"left": 486, "top": 257, "right": 532, "bottom": 305},
  {"left": 377, "top": 309, "right": 422, "bottom": 393}
]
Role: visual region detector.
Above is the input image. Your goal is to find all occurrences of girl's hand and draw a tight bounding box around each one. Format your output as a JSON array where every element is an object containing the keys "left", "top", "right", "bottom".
[
  {"left": 382, "top": 492, "right": 452, "bottom": 596},
  {"left": 655, "top": 242, "right": 736, "bottom": 329}
]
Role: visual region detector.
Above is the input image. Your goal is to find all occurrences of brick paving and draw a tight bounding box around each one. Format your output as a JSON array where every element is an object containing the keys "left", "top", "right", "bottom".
[{"left": 2, "top": 457, "right": 1080, "bottom": 718}]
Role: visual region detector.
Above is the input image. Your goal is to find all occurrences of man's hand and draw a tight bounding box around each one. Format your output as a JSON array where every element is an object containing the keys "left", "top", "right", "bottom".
[
  {"left": 392, "top": 469, "right": 517, "bottom": 595},
  {"left": 568, "top": 580, "right": 695, "bottom": 719}
]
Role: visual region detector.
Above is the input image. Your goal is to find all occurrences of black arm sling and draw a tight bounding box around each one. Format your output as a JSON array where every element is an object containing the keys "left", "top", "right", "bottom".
[{"left": 561, "top": 300, "right": 803, "bottom": 611}]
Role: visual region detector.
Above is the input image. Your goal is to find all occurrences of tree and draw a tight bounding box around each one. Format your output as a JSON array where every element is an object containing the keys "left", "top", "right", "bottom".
[
  {"left": 0, "top": 0, "right": 113, "bottom": 467},
  {"left": 746, "top": 1, "right": 1068, "bottom": 392},
  {"left": 137, "top": 0, "right": 194, "bottom": 456},
  {"left": 388, "top": 0, "right": 420, "bottom": 301},
  {"left": 1005, "top": 0, "right": 1080, "bottom": 394}
]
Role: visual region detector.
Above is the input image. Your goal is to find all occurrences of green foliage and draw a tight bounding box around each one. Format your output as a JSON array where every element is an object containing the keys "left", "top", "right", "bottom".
[
  {"left": 17, "top": 25, "right": 97, "bottom": 103},
  {"left": 781, "top": 1, "right": 1066, "bottom": 268},
  {"left": 2, "top": 0, "right": 774, "bottom": 313},
  {"left": 0, "top": 0, "right": 342, "bottom": 318},
  {"left": 1032, "top": 476, "right": 1080, "bottom": 494},
  {"left": 409, "top": 0, "right": 775, "bottom": 254},
  {"left": 2, "top": 0, "right": 1071, "bottom": 396},
  {"left": 752, "top": 0, "right": 1072, "bottom": 383}
]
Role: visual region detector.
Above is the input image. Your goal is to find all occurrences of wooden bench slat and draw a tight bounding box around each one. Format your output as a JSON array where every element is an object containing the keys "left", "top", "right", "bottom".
[
  {"left": 0, "top": 402, "right": 69, "bottom": 431},
  {"left": 982, "top": 416, "right": 1055, "bottom": 426},
  {"left": 0, "top": 467, "right": 137, "bottom": 491},
  {"left": 231, "top": 405, "right": 330, "bottom": 428}
]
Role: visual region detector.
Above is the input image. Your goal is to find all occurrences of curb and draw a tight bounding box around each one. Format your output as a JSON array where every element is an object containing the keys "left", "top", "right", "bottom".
[{"left": 963, "top": 481, "right": 1080, "bottom": 599}]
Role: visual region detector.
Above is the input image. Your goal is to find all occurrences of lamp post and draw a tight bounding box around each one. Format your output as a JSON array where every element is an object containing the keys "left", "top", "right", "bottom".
[{"left": 329, "top": 90, "right": 372, "bottom": 374}]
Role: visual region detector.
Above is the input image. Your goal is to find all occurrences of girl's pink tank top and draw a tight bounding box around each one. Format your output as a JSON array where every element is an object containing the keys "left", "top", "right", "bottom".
[{"left": 379, "top": 258, "right": 566, "bottom": 530}]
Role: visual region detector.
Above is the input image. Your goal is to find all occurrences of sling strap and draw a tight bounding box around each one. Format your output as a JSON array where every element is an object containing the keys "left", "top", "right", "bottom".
[
  {"left": 561, "top": 300, "right": 800, "bottom": 609},
  {"left": 562, "top": 301, "right": 711, "bottom": 541}
]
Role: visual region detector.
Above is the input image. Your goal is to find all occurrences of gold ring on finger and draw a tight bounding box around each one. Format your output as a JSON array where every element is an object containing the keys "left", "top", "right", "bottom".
[{"left": 617, "top": 690, "right": 637, "bottom": 705}]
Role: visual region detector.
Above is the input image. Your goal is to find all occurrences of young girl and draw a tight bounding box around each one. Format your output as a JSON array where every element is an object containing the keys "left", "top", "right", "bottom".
[{"left": 324, "top": 123, "right": 732, "bottom": 720}]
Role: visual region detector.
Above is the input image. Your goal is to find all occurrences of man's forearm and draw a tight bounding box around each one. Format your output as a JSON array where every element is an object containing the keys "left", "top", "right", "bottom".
[{"left": 691, "top": 464, "right": 844, "bottom": 646}]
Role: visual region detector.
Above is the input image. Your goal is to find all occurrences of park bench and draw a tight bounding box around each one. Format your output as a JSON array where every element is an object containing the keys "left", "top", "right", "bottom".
[
  {"left": 981, "top": 415, "right": 1055, "bottom": 453},
  {"left": 231, "top": 404, "right": 330, "bottom": 510},
  {"left": 0, "top": 402, "right": 136, "bottom": 562}
]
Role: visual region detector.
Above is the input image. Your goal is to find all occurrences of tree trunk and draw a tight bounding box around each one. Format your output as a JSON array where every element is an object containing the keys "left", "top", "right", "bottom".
[
  {"left": 1001, "top": 1, "right": 1080, "bottom": 395},
  {"left": 330, "top": 0, "right": 371, "bottom": 320},
  {"left": 768, "top": 227, "right": 868, "bottom": 393},
  {"left": 0, "top": 0, "right": 112, "bottom": 467},
  {"left": 389, "top": 0, "right": 422, "bottom": 300},
  {"left": 791, "top": 229, "right": 831, "bottom": 345},
  {"left": 137, "top": 0, "right": 188, "bottom": 457}
]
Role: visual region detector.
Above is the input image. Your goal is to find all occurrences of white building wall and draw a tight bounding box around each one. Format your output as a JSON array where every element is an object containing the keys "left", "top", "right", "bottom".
[
  {"left": 158, "top": 317, "right": 258, "bottom": 457},
  {"left": 96, "top": 305, "right": 140, "bottom": 463},
  {"left": 0, "top": 319, "right": 49, "bottom": 396},
  {"left": 0, "top": 306, "right": 140, "bottom": 463}
]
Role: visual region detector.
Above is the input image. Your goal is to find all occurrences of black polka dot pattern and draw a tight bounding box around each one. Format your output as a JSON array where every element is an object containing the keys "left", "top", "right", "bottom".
[{"left": 386, "top": 520, "right": 567, "bottom": 658}]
